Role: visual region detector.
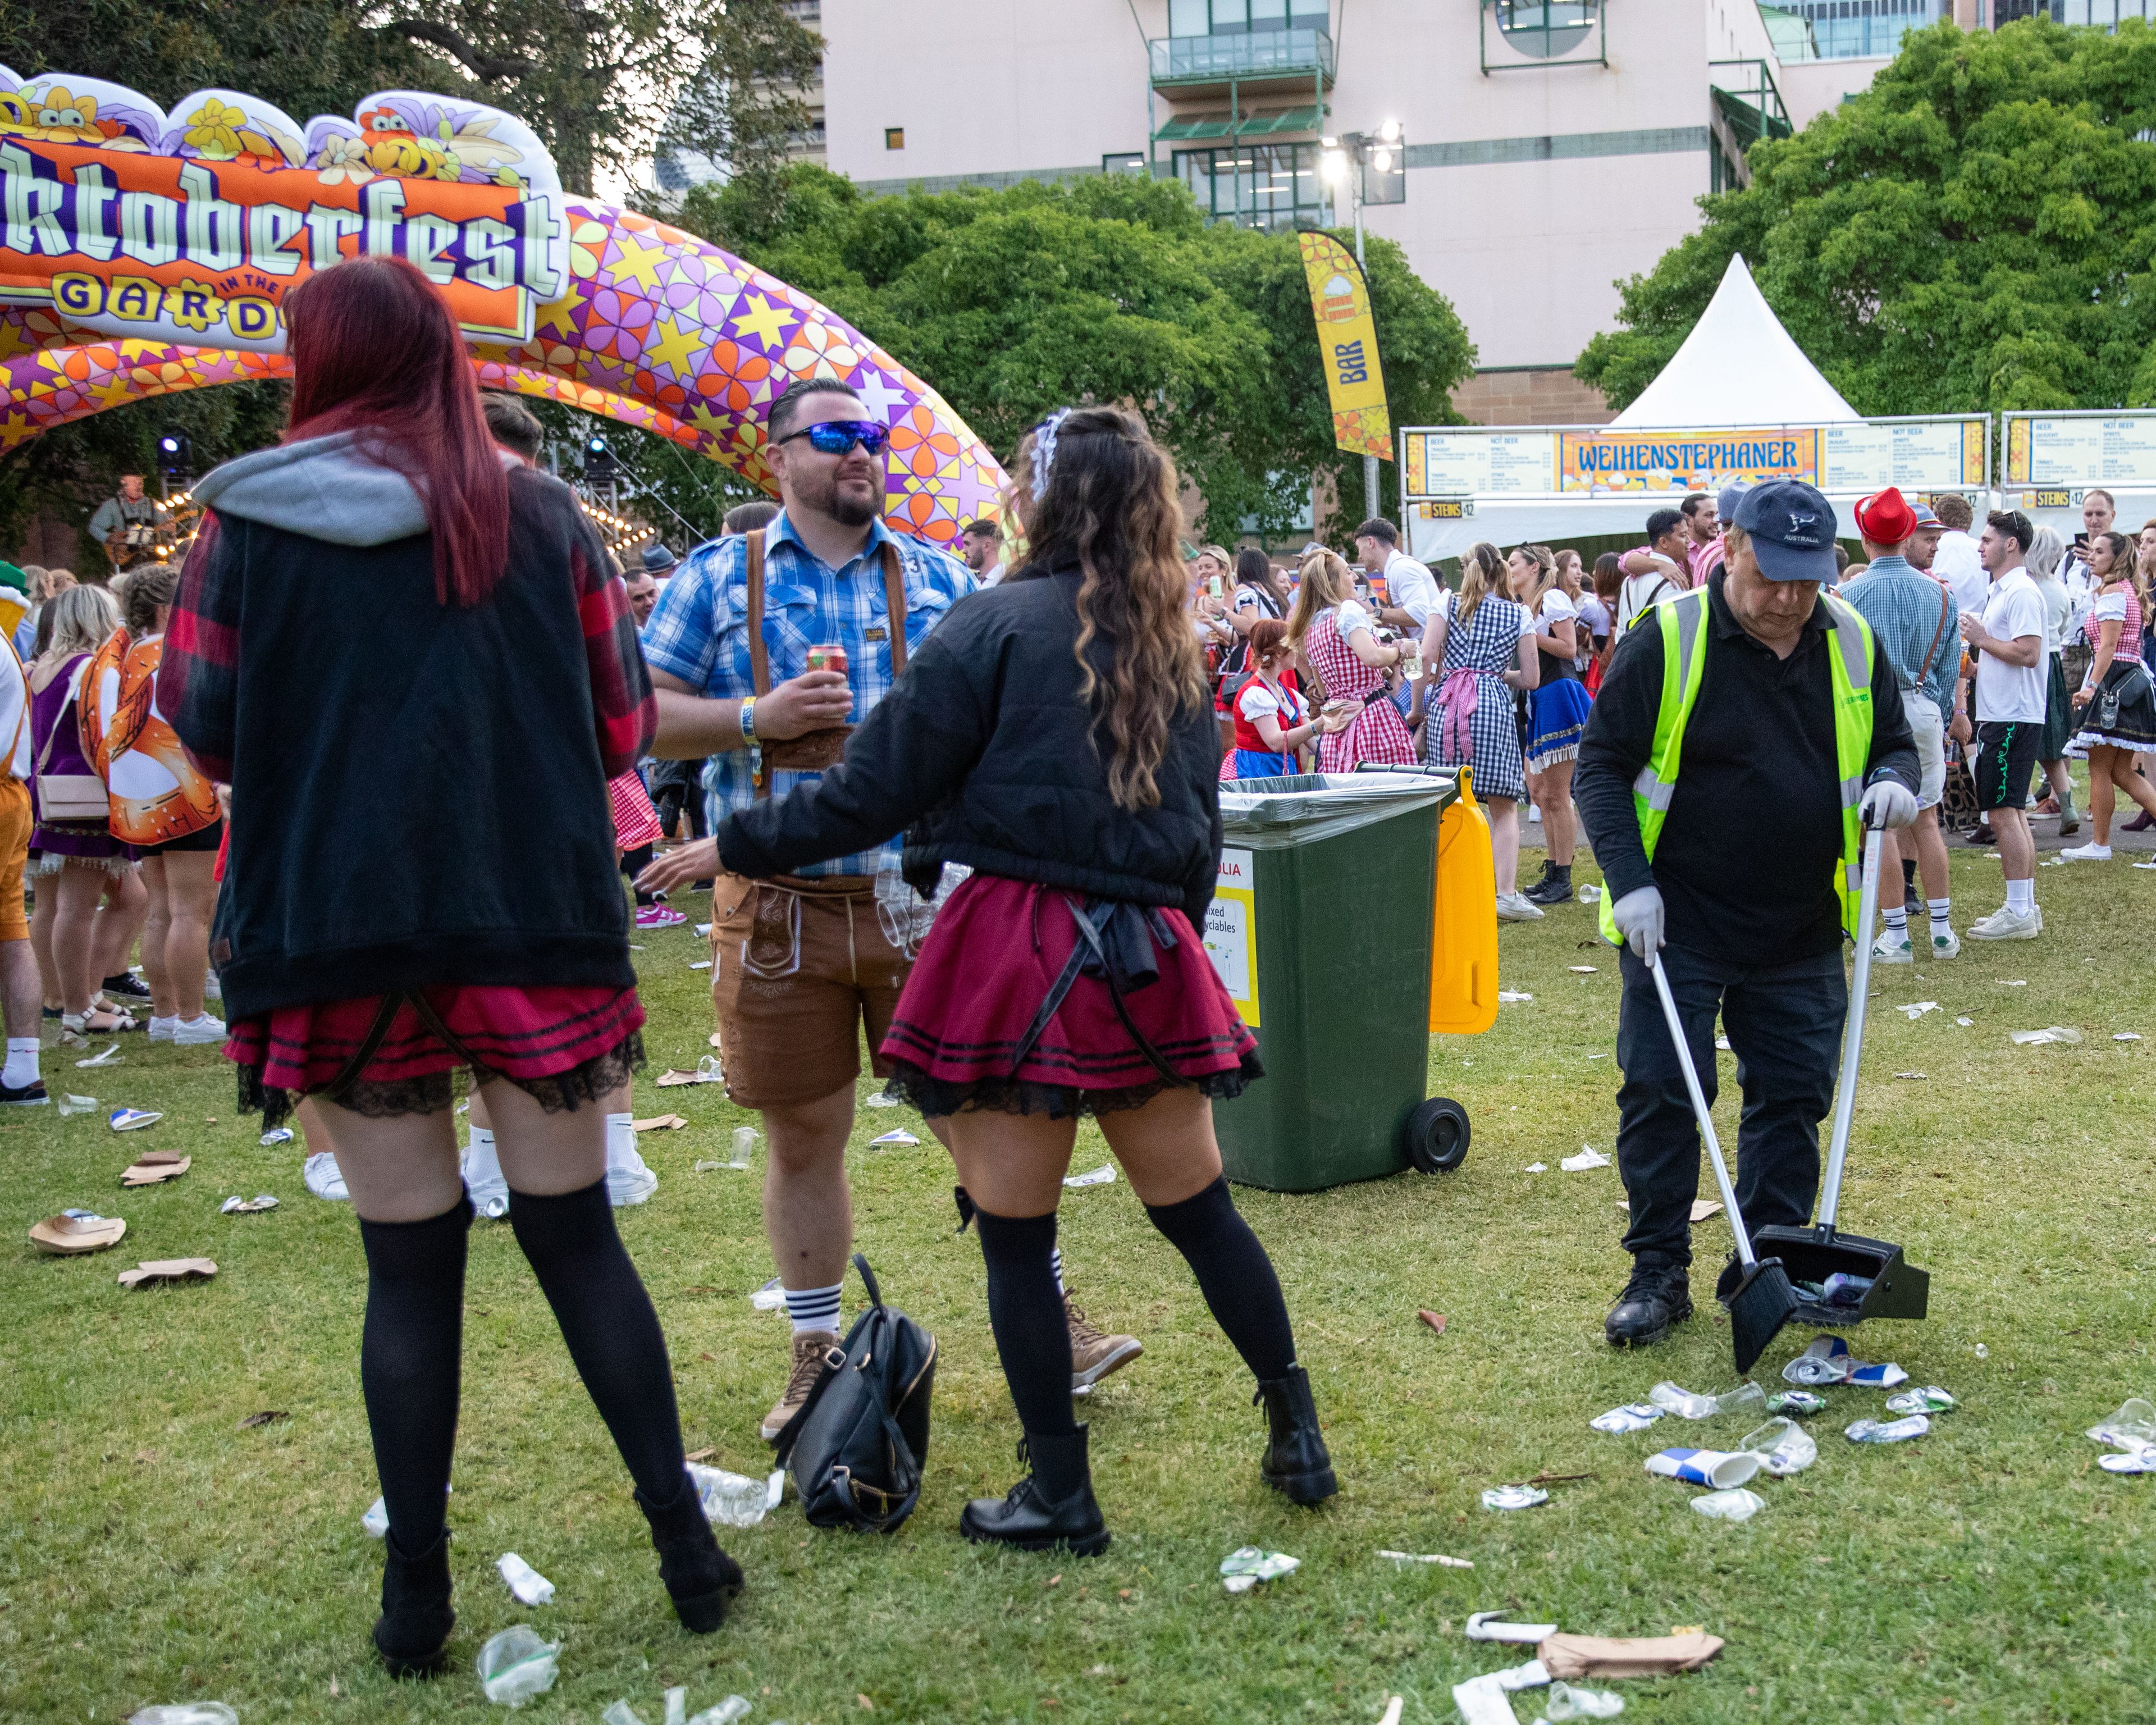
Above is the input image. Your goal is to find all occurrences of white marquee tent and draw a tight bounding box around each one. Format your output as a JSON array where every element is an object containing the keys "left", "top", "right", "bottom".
[{"left": 1409, "top": 254, "right": 1858, "bottom": 563}]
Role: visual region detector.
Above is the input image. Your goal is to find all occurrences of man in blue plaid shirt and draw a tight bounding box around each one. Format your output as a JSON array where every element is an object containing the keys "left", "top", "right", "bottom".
[{"left": 638, "top": 378, "right": 1142, "bottom": 1441}]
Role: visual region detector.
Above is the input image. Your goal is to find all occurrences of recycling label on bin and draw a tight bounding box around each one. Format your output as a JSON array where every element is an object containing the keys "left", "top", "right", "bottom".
[{"left": 1204, "top": 848, "right": 1259, "bottom": 1028}]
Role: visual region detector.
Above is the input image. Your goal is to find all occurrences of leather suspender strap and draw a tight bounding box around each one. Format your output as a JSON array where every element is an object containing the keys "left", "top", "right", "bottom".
[
  {"left": 883, "top": 542, "right": 907, "bottom": 678},
  {"left": 1917, "top": 582, "right": 1952, "bottom": 695},
  {"left": 747, "top": 528, "right": 771, "bottom": 697}
]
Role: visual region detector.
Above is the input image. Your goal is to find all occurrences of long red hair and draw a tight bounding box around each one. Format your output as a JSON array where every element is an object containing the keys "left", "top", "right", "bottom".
[{"left": 283, "top": 255, "right": 510, "bottom": 606}]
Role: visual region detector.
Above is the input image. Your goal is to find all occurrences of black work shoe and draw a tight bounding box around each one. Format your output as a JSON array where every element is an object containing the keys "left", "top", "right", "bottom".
[
  {"left": 1967, "top": 824, "right": 1994, "bottom": 846},
  {"left": 635, "top": 1477, "right": 744, "bottom": 1632},
  {"left": 1522, "top": 869, "right": 1574, "bottom": 907},
  {"left": 1255, "top": 1364, "right": 1339, "bottom": 1505},
  {"left": 960, "top": 1430, "right": 1110, "bottom": 1555},
  {"left": 0, "top": 1078, "right": 49, "bottom": 1106},
  {"left": 374, "top": 1527, "right": 455, "bottom": 1677},
  {"left": 1604, "top": 1263, "right": 1694, "bottom": 1347},
  {"left": 102, "top": 971, "right": 152, "bottom": 1000}
]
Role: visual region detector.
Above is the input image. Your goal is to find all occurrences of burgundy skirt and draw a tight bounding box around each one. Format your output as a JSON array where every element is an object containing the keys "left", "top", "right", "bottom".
[
  {"left": 879, "top": 873, "right": 1261, "bottom": 1119},
  {"left": 227, "top": 984, "right": 645, "bottom": 1127}
]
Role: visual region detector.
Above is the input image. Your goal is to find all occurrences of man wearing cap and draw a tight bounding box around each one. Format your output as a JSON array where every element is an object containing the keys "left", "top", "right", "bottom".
[
  {"left": 1577, "top": 480, "right": 1921, "bottom": 1347},
  {"left": 1842, "top": 489, "right": 1962, "bottom": 965}
]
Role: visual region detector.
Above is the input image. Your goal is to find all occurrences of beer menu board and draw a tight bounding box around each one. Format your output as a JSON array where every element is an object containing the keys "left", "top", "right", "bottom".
[
  {"left": 1819, "top": 419, "right": 1986, "bottom": 491},
  {"left": 2005, "top": 416, "right": 2156, "bottom": 488}
]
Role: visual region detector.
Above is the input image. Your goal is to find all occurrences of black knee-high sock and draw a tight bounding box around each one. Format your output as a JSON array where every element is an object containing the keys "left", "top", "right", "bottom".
[
  {"left": 1144, "top": 1175, "right": 1296, "bottom": 1382},
  {"left": 622, "top": 842, "right": 656, "bottom": 906},
  {"left": 508, "top": 1178, "right": 687, "bottom": 1504},
  {"left": 973, "top": 1207, "right": 1084, "bottom": 1493},
  {"left": 357, "top": 1196, "right": 472, "bottom": 1550}
]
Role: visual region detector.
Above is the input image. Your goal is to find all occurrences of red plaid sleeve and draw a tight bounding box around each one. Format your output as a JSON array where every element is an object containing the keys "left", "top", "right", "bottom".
[
  {"left": 571, "top": 515, "right": 655, "bottom": 778},
  {"left": 159, "top": 510, "right": 237, "bottom": 784}
]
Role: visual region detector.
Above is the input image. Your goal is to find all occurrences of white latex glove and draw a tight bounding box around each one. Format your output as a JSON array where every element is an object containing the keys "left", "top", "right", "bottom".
[
  {"left": 1858, "top": 779, "right": 1919, "bottom": 830},
  {"left": 1611, "top": 884, "right": 1665, "bottom": 960}
]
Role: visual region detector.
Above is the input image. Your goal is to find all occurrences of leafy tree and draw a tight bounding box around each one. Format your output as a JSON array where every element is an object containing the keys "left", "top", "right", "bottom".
[
  {"left": 1577, "top": 17, "right": 2156, "bottom": 416},
  {"left": 682, "top": 165, "right": 1474, "bottom": 542}
]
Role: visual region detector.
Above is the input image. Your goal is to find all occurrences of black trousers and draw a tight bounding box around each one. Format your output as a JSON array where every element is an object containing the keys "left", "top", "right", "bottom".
[{"left": 1614, "top": 941, "right": 1845, "bottom": 1271}]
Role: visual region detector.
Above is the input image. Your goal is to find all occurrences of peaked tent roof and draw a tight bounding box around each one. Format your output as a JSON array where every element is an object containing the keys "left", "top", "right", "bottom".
[{"left": 1610, "top": 253, "right": 1858, "bottom": 428}]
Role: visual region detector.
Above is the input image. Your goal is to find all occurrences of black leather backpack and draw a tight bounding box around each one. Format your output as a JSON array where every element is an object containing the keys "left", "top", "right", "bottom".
[{"left": 772, "top": 1254, "right": 936, "bottom": 1534}]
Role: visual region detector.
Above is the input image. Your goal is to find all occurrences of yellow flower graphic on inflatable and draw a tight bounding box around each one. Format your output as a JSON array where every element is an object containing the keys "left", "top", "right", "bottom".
[
  {"left": 569, "top": 218, "right": 610, "bottom": 279},
  {"left": 182, "top": 98, "right": 249, "bottom": 160},
  {"left": 22, "top": 87, "right": 105, "bottom": 143},
  {"left": 783, "top": 320, "right": 862, "bottom": 382},
  {"left": 313, "top": 134, "right": 375, "bottom": 186}
]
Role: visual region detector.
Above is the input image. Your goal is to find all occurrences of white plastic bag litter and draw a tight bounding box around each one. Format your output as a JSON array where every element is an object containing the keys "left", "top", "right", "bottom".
[
  {"left": 497, "top": 1552, "right": 555, "bottom": 1605},
  {"left": 1690, "top": 1487, "right": 1766, "bottom": 1522},
  {"left": 1542, "top": 1679, "right": 1627, "bottom": 1718},
  {"left": 477, "top": 1626, "right": 560, "bottom": 1705}
]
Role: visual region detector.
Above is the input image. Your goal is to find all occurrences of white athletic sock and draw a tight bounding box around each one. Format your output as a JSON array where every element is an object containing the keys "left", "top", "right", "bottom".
[
  {"left": 785, "top": 1282, "right": 843, "bottom": 1337},
  {"left": 2006, "top": 878, "right": 2035, "bottom": 915},
  {"left": 3, "top": 1037, "right": 39, "bottom": 1088},
  {"left": 1928, "top": 898, "right": 1952, "bottom": 935},
  {"left": 605, "top": 1111, "right": 637, "bottom": 1165},
  {"left": 1049, "top": 1247, "right": 1067, "bottom": 1298},
  {"left": 464, "top": 1124, "right": 499, "bottom": 1178},
  {"left": 1882, "top": 906, "right": 1908, "bottom": 935}
]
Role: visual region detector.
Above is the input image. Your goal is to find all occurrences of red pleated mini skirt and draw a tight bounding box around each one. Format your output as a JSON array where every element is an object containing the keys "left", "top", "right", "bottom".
[
  {"left": 227, "top": 984, "right": 645, "bottom": 1125},
  {"left": 879, "top": 873, "right": 1261, "bottom": 1119}
]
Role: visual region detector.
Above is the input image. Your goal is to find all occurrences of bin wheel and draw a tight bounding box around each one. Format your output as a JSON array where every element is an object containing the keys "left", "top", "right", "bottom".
[{"left": 1405, "top": 1097, "right": 1470, "bottom": 1174}]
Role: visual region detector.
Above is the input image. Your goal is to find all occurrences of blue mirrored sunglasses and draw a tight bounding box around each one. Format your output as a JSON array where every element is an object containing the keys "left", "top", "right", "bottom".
[{"left": 778, "top": 419, "right": 890, "bottom": 457}]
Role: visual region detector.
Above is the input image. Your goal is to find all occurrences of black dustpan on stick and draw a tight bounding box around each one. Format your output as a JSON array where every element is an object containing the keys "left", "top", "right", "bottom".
[
  {"left": 1646, "top": 951, "right": 1798, "bottom": 1375},
  {"left": 1751, "top": 828, "right": 1930, "bottom": 1326}
]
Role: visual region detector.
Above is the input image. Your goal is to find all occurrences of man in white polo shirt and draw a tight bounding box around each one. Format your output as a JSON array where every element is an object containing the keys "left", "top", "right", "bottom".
[
  {"left": 1355, "top": 517, "right": 1439, "bottom": 635},
  {"left": 1961, "top": 508, "right": 2047, "bottom": 941}
]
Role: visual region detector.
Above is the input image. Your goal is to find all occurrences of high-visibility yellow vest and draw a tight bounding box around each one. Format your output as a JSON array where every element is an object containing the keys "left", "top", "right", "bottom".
[{"left": 1597, "top": 588, "right": 1879, "bottom": 947}]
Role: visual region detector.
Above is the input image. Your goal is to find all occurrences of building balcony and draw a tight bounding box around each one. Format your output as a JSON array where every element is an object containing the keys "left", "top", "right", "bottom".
[{"left": 1148, "top": 27, "right": 1336, "bottom": 95}]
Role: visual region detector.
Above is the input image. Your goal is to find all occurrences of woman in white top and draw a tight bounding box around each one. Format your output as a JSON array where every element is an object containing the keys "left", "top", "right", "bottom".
[
  {"left": 1285, "top": 549, "right": 1415, "bottom": 770},
  {"left": 1511, "top": 544, "right": 1592, "bottom": 906},
  {"left": 2061, "top": 531, "right": 2156, "bottom": 858},
  {"left": 2027, "top": 526, "right": 2081, "bottom": 834}
]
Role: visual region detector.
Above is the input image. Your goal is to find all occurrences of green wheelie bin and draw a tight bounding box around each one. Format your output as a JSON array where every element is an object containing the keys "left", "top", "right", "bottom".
[{"left": 1203, "top": 771, "right": 1472, "bottom": 1192}]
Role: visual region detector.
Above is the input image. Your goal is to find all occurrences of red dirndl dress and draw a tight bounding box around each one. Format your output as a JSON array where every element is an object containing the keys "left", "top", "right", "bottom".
[
  {"left": 879, "top": 873, "right": 1261, "bottom": 1119},
  {"left": 1307, "top": 607, "right": 1415, "bottom": 772}
]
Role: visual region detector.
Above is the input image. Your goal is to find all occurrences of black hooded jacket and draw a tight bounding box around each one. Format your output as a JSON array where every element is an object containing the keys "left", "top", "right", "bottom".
[{"left": 715, "top": 560, "right": 1224, "bottom": 927}]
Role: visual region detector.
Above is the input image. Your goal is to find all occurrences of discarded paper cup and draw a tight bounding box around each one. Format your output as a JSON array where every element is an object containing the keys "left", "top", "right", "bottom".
[{"left": 1645, "top": 1447, "right": 1764, "bottom": 1489}]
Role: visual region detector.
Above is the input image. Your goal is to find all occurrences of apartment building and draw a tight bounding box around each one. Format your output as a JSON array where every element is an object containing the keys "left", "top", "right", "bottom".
[{"left": 800, "top": 0, "right": 1958, "bottom": 424}]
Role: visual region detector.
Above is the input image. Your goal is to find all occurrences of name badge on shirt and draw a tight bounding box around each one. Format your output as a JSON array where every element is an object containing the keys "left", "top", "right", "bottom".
[{"left": 864, "top": 625, "right": 888, "bottom": 642}]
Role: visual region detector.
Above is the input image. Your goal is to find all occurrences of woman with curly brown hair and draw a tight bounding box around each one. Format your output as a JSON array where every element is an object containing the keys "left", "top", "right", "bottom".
[{"left": 712, "top": 405, "right": 1334, "bottom": 1554}]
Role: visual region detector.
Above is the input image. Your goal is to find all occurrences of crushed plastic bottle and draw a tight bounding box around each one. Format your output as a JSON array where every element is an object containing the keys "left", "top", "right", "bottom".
[
  {"left": 497, "top": 1551, "right": 555, "bottom": 1605},
  {"left": 1767, "top": 1390, "right": 1827, "bottom": 1416},
  {"left": 1543, "top": 1680, "right": 1627, "bottom": 1718},
  {"left": 1219, "top": 1545, "right": 1299, "bottom": 1592},
  {"left": 1648, "top": 1380, "right": 1764, "bottom": 1420},
  {"left": 129, "top": 1708, "right": 238, "bottom": 1725},
  {"left": 1739, "top": 1417, "right": 1817, "bottom": 1476},
  {"left": 1482, "top": 1484, "right": 1549, "bottom": 1511},
  {"left": 1589, "top": 1403, "right": 1664, "bottom": 1434},
  {"left": 687, "top": 1462, "right": 771, "bottom": 1528},
  {"left": 1846, "top": 1414, "right": 1930, "bottom": 1444},
  {"left": 476, "top": 1625, "right": 560, "bottom": 1705},
  {"left": 1689, "top": 1487, "right": 1767, "bottom": 1523},
  {"left": 1885, "top": 1386, "right": 1957, "bottom": 1416}
]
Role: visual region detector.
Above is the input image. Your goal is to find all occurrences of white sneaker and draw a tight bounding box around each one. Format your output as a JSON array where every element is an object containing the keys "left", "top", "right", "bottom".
[
  {"left": 1871, "top": 931, "right": 1913, "bottom": 965},
  {"left": 1495, "top": 892, "right": 1546, "bottom": 923},
  {"left": 147, "top": 1015, "right": 180, "bottom": 1043},
  {"left": 1927, "top": 928, "right": 1961, "bottom": 960},
  {"left": 172, "top": 1014, "right": 227, "bottom": 1046},
  {"left": 203, "top": 971, "right": 222, "bottom": 1001},
  {"left": 462, "top": 1131, "right": 509, "bottom": 1220},
  {"left": 2061, "top": 842, "right": 2113, "bottom": 861},
  {"left": 1967, "top": 906, "right": 2041, "bottom": 941},
  {"left": 605, "top": 1120, "right": 659, "bottom": 1206},
  {"left": 1528, "top": 804, "right": 1543, "bottom": 823},
  {"left": 303, "top": 1151, "right": 350, "bottom": 1202}
]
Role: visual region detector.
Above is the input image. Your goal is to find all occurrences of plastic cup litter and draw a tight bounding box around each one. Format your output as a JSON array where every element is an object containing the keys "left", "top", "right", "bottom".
[
  {"left": 1649, "top": 1380, "right": 1764, "bottom": 1420},
  {"left": 1739, "top": 1417, "right": 1817, "bottom": 1475},
  {"left": 1545, "top": 1681, "right": 1627, "bottom": 1718},
  {"left": 1691, "top": 1487, "right": 1767, "bottom": 1523}
]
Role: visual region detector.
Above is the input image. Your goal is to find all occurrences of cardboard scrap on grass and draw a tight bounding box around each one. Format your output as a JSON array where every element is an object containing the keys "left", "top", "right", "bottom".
[
  {"left": 117, "top": 1258, "right": 217, "bottom": 1289},
  {"left": 631, "top": 1114, "right": 689, "bottom": 1133},
  {"left": 120, "top": 1152, "right": 188, "bottom": 1187}
]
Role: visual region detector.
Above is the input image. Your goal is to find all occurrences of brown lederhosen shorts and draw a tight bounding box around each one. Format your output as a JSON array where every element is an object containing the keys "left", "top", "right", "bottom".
[{"left": 709, "top": 871, "right": 911, "bottom": 1110}]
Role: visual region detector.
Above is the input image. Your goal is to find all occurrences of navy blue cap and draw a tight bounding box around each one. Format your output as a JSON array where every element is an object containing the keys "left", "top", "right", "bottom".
[{"left": 1732, "top": 480, "right": 1838, "bottom": 582}]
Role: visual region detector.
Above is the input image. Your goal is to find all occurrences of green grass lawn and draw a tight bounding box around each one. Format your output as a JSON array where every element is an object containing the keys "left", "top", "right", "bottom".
[{"left": 4, "top": 839, "right": 2155, "bottom": 1724}]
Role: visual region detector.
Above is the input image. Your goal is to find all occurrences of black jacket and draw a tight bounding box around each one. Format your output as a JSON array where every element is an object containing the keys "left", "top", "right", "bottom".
[{"left": 717, "top": 562, "right": 1224, "bottom": 927}]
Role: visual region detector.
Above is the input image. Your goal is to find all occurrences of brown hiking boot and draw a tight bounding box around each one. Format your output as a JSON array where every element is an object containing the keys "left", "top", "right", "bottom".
[
  {"left": 1066, "top": 1294, "right": 1142, "bottom": 1394},
  {"left": 761, "top": 1330, "right": 839, "bottom": 1442}
]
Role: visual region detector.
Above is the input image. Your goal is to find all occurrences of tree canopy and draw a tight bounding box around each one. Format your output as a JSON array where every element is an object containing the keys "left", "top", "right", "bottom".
[
  {"left": 1577, "top": 17, "right": 2156, "bottom": 416},
  {"left": 681, "top": 165, "right": 1475, "bottom": 543}
]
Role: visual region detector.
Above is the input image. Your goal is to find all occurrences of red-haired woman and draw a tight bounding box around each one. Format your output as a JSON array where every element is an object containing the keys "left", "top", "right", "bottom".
[{"left": 160, "top": 257, "right": 740, "bottom": 1673}]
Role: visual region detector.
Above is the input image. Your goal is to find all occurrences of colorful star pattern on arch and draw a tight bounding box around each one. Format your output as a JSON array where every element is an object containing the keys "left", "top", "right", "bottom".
[{"left": 0, "top": 200, "right": 1007, "bottom": 549}]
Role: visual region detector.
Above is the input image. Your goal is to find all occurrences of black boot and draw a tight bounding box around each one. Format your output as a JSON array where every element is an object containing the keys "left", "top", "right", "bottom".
[
  {"left": 1604, "top": 1260, "right": 1694, "bottom": 1347},
  {"left": 635, "top": 1478, "right": 744, "bottom": 1632},
  {"left": 374, "top": 1528, "right": 454, "bottom": 1677},
  {"left": 1255, "top": 1365, "right": 1338, "bottom": 1505},
  {"left": 959, "top": 1429, "right": 1110, "bottom": 1555},
  {"left": 1523, "top": 862, "right": 1574, "bottom": 906}
]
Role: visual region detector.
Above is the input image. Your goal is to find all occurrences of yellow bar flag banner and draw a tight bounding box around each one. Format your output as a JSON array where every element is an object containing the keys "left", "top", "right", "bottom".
[{"left": 1298, "top": 231, "right": 1391, "bottom": 462}]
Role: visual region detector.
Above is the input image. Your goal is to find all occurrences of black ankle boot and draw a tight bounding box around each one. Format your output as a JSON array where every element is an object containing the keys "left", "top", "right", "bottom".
[
  {"left": 1254, "top": 1365, "right": 1338, "bottom": 1505},
  {"left": 635, "top": 1478, "right": 744, "bottom": 1633},
  {"left": 959, "top": 1429, "right": 1110, "bottom": 1555},
  {"left": 374, "top": 1527, "right": 455, "bottom": 1677}
]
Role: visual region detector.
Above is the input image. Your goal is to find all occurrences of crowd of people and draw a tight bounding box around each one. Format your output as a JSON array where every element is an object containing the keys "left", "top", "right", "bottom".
[{"left": 9, "top": 247, "right": 2150, "bottom": 1676}]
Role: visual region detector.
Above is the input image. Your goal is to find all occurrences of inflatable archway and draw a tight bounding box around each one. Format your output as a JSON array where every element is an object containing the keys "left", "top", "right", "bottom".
[{"left": 0, "top": 72, "right": 1004, "bottom": 547}]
